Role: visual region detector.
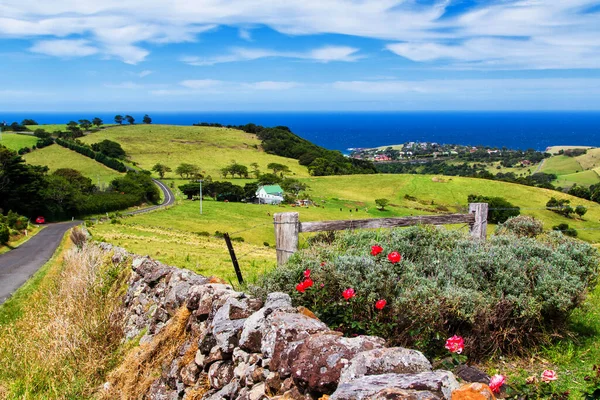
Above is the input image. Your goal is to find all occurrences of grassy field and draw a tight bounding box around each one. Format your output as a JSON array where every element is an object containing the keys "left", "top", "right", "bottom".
[
  {"left": 78, "top": 125, "right": 310, "bottom": 179},
  {"left": 553, "top": 170, "right": 600, "bottom": 188},
  {"left": 24, "top": 144, "right": 124, "bottom": 186},
  {"left": 0, "top": 133, "right": 37, "bottom": 151},
  {"left": 575, "top": 148, "right": 600, "bottom": 171},
  {"left": 540, "top": 155, "right": 582, "bottom": 175},
  {"left": 546, "top": 145, "right": 594, "bottom": 155},
  {"left": 0, "top": 226, "right": 43, "bottom": 255},
  {"left": 26, "top": 123, "right": 116, "bottom": 132}
]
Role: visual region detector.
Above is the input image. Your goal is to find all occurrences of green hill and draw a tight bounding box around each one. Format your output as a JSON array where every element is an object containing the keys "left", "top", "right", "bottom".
[
  {"left": 0, "top": 133, "right": 37, "bottom": 151},
  {"left": 24, "top": 144, "right": 124, "bottom": 186},
  {"left": 79, "top": 125, "right": 310, "bottom": 178}
]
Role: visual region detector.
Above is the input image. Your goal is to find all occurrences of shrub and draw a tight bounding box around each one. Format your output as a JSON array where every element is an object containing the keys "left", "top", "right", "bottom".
[
  {"left": 553, "top": 223, "right": 578, "bottom": 237},
  {"left": 0, "top": 224, "right": 9, "bottom": 244},
  {"left": 252, "top": 226, "right": 599, "bottom": 359},
  {"left": 468, "top": 194, "right": 520, "bottom": 223},
  {"left": 495, "top": 215, "right": 544, "bottom": 238}
]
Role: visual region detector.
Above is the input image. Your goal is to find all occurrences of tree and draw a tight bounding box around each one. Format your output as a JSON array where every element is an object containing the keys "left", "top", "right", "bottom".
[
  {"left": 175, "top": 163, "right": 199, "bottom": 179},
  {"left": 79, "top": 119, "right": 92, "bottom": 130},
  {"left": 91, "top": 139, "right": 126, "bottom": 159},
  {"left": 21, "top": 119, "right": 38, "bottom": 126},
  {"left": 257, "top": 173, "right": 282, "bottom": 186},
  {"left": 125, "top": 115, "right": 135, "bottom": 125},
  {"left": 375, "top": 198, "right": 389, "bottom": 210},
  {"left": 267, "top": 162, "right": 291, "bottom": 175},
  {"left": 152, "top": 163, "right": 172, "bottom": 179},
  {"left": 546, "top": 197, "right": 574, "bottom": 218},
  {"left": 34, "top": 129, "right": 51, "bottom": 139},
  {"left": 53, "top": 168, "right": 95, "bottom": 194},
  {"left": 66, "top": 121, "right": 83, "bottom": 138},
  {"left": 468, "top": 194, "right": 520, "bottom": 224},
  {"left": 92, "top": 117, "right": 103, "bottom": 128},
  {"left": 114, "top": 115, "right": 124, "bottom": 125},
  {"left": 568, "top": 184, "right": 591, "bottom": 200},
  {"left": 575, "top": 205, "right": 587, "bottom": 217},
  {"left": 143, "top": 114, "right": 152, "bottom": 124},
  {"left": 250, "top": 162, "right": 260, "bottom": 178},
  {"left": 281, "top": 178, "right": 308, "bottom": 197},
  {"left": 178, "top": 183, "right": 199, "bottom": 200}
]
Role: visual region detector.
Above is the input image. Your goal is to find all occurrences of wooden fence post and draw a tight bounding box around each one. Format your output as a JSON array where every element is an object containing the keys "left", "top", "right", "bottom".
[
  {"left": 468, "top": 203, "right": 488, "bottom": 240},
  {"left": 274, "top": 212, "right": 299, "bottom": 266}
]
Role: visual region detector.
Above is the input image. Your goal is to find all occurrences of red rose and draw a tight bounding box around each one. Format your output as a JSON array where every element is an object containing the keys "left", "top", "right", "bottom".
[
  {"left": 304, "top": 269, "right": 311, "bottom": 278},
  {"left": 303, "top": 278, "right": 313, "bottom": 289},
  {"left": 444, "top": 335, "right": 464, "bottom": 354},
  {"left": 371, "top": 245, "right": 383, "bottom": 256},
  {"left": 489, "top": 375, "right": 506, "bottom": 394},
  {"left": 375, "top": 299, "right": 387, "bottom": 310},
  {"left": 342, "top": 288, "right": 356, "bottom": 300},
  {"left": 296, "top": 282, "right": 307, "bottom": 293},
  {"left": 387, "top": 251, "right": 402, "bottom": 264},
  {"left": 320, "top": 262, "right": 326, "bottom": 266}
]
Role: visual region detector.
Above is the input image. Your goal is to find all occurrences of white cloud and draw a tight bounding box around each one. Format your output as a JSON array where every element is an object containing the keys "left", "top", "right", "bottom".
[
  {"left": 180, "top": 79, "right": 224, "bottom": 89},
  {"left": 239, "top": 28, "right": 252, "bottom": 41},
  {"left": 3, "top": 0, "right": 599, "bottom": 69},
  {"left": 29, "top": 39, "right": 98, "bottom": 57},
  {"left": 104, "top": 81, "right": 145, "bottom": 89},
  {"left": 137, "top": 70, "right": 153, "bottom": 78},
  {"left": 243, "top": 81, "right": 300, "bottom": 90},
  {"left": 182, "top": 45, "right": 360, "bottom": 66}
]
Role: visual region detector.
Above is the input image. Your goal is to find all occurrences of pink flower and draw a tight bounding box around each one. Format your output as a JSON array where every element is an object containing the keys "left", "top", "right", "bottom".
[
  {"left": 375, "top": 299, "right": 387, "bottom": 310},
  {"left": 387, "top": 251, "right": 402, "bottom": 264},
  {"left": 342, "top": 288, "right": 356, "bottom": 300},
  {"left": 320, "top": 262, "right": 326, "bottom": 266},
  {"left": 371, "top": 245, "right": 383, "bottom": 256},
  {"left": 541, "top": 370, "right": 558, "bottom": 383},
  {"left": 304, "top": 269, "right": 311, "bottom": 278},
  {"left": 320, "top": 283, "right": 325, "bottom": 288},
  {"left": 489, "top": 375, "right": 506, "bottom": 394},
  {"left": 444, "top": 335, "right": 464, "bottom": 354}
]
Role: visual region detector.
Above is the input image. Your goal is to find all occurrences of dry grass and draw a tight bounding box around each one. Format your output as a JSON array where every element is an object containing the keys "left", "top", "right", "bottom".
[
  {"left": 0, "top": 242, "right": 129, "bottom": 399},
  {"left": 100, "top": 307, "right": 192, "bottom": 400}
]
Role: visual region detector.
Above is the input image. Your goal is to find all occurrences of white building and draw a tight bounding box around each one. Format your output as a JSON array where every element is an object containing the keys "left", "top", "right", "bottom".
[{"left": 256, "top": 185, "right": 284, "bottom": 205}]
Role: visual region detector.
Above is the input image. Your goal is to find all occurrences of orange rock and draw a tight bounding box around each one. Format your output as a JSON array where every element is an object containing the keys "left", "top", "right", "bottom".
[
  {"left": 452, "top": 383, "right": 496, "bottom": 400},
  {"left": 297, "top": 306, "right": 318, "bottom": 320},
  {"left": 208, "top": 276, "right": 227, "bottom": 284}
]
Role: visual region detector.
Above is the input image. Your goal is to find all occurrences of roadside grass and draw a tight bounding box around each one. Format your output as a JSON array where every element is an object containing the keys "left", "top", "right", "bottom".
[
  {"left": 0, "top": 225, "right": 43, "bottom": 256},
  {"left": 553, "top": 170, "right": 600, "bottom": 188},
  {"left": 78, "top": 124, "right": 310, "bottom": 178},
  {"left": 0, "top": 233, "right": 129, "bottom": 399},
  {"left": 541, "top": 155, "right": 583, "bottom": 175},
  {"left": 0, "top": 133, "right": 37, "bottom": 151},
  {"left": 24, "top": 144, "right": 124, "bottom": 186}
]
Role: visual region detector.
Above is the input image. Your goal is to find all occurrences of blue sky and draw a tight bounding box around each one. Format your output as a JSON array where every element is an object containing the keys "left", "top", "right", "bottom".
[{"left": 1, "top": 0, "right": 599, "bottom": 111}]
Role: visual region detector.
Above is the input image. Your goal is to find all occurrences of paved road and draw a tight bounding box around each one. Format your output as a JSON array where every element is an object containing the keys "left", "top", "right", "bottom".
[
  {"left": 0, "top": 221, "right": 79, "bottom": 304},
  {"left": 0, "top": 179, "right": 174, "bottom": 304},
  {"left": 125, "top": 178, "right": 175, "bottom": 215}
]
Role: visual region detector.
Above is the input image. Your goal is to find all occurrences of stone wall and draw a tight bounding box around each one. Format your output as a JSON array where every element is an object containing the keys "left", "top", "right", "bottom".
[{"left": 99, "top": 243, "right": 463, "bottom": 400}]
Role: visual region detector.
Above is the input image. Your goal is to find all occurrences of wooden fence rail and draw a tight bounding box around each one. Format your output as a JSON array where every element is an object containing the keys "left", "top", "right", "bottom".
[{"left": 273, "top": 202, "right": 488, "bottom": 266}]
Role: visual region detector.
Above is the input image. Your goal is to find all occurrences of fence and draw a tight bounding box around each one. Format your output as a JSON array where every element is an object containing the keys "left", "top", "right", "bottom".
[{"left": 273, "top": 203, "right": 488, "bottom": 266}]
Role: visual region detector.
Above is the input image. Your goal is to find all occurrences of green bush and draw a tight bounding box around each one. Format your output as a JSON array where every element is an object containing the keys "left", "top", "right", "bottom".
[
  {"left": 0, "top": 224, "right": 9, "bottom": 244},
  {"left": 468, "top": 194, "right": 520, "bottom": 223},
  {"left": 495, "top": 215, "right": 544, "bottom": 238},
  {"left": 252, "top": 226, "right": 599, "bottom": 358}
]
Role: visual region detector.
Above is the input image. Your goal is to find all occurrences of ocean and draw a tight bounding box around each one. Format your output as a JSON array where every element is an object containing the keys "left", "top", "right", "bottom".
[{"left": 2, "top": 111, "right": 599, "bottom": 153}]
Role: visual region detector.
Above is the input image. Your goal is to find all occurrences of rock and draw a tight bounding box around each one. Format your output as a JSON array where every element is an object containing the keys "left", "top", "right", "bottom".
[
  {"left": 454, "top": 366, "right": 490, "bottom": 384},
  {"left": 248, "top": 382, "right": 268, "bottom": 400},
  {"left": 289, "top": 333, "right": 385, "bottom": 394},
  {"left": 239, "top": 293, "right": 294, "bottom": 353},
  {"left": 147, "top": 379, "right": 180, "bottom": 400},
  {"left": 330, "top": 372, "right": 460, "bottom": 400},
  {"left": 339, "top": 347, "right": 432, "bottom": 385},
  {"left": 233, "top": 348, "right": 251, "bottom": 364},
  {"left": 164, "top": 281, "right": 193, "bottom": 315},
  {"left": 297, "top": 306, "right": 318, "bottom": 320},
  {"left": 204, "top": 379, "right": 241, "bottom": 400},
  {"left": 266, "top": 311, "right": 329, "bottom": 376},
  {"left": 194, "top": 350, "right": 206, "bottom": 368},
  {"left": 180, "top": 361, "right": 200, "bottom": 386},
  {"left": 212, "top": 296, "right": 249, "bottom": 352},
  {"left": 204, "top": 346, "right": 228, "bottom": 366},
  {"left": 451, "top": 383, "right": 495, "bottom": 400},
  {"left": 281, "top": 387, "right": 308, "bottom": 400},
  {"left": 208, "top": 361, "right": 234, "bottom": 390},
  {"left": 266, "top": 371, "right": 282, "bottom": 393}
]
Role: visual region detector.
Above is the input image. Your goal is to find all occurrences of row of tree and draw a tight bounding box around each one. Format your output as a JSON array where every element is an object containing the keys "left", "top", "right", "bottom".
[
  {"left": 114, "top": 114, "right": 152, "bottom": 125},
  {"left": 0, "top": 145, "right": 158, "bottom": 219},
  {"left": 55, "top": 139, "right": 128, "bottom": 172}
]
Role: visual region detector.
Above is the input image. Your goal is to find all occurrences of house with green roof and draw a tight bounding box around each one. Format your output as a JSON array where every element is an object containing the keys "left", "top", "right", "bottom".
[{"left": 256, "top": 184, "right": 284, "bottom": 205}]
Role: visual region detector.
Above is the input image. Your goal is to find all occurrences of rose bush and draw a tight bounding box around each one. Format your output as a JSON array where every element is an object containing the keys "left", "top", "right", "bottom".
[{"left": 252, "top": 225, "right": 599, "bottom": 358}]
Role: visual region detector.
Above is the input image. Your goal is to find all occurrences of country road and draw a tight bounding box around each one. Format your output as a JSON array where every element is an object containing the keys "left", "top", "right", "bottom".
[
  {"left": 0, "top": 221, "right": 79, "bottom": 304},
  {"left": 0, "top": 178, "right": 174, "bottom": 305}
]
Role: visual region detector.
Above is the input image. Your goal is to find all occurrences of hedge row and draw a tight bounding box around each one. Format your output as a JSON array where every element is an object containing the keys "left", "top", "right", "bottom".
[{"left": 55, "top": 138, "right": 127, "bottom": 172}]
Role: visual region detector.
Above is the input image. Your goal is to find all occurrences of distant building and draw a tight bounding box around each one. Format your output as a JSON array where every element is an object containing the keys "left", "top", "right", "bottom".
[{"left": 256, "top": 185, "right": 284, "bottom": 205}]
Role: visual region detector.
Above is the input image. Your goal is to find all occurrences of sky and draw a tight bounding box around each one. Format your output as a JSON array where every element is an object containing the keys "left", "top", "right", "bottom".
[{"left": 1, "top": 0, "right": 600, "bottom": 111}]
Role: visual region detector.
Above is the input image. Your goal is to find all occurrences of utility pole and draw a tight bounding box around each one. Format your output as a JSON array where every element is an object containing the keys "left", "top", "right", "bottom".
[{"left": 199, "top": 180, "right": 203, "bottom": 215}]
